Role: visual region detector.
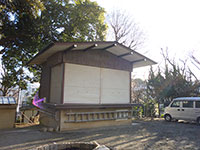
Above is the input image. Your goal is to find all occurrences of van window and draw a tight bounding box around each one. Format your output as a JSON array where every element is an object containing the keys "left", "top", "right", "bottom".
[
  {"left": 171, "top": 101, "right": 180, "bottom": 107},
  {"left": 182, "top": 101, "right": 193, "bottom": 108},
  {"left": 196, "top": 101, "right": 200, "bottom": 108}
]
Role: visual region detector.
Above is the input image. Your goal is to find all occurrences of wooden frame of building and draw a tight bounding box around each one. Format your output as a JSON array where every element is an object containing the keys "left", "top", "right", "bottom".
[{"left": 28, "top": 41, "right": 156, "bottom": 131}]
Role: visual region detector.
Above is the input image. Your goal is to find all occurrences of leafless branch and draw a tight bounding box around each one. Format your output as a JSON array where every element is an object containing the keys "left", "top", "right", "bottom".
[
  {"left": 179, "top": 59, "right": 188, "bottom": 75},
  {"left": 187, "top": 68, "right": 198, "bottom": 81},
  {"left": 161, "top": 47, "right": 175, "bottom": 67},
  {"left": 191, "top": 55, "right": 200, "bottom": 65},
  {"left": 107, "top": 9, "right": 144, "bottom": 51}
]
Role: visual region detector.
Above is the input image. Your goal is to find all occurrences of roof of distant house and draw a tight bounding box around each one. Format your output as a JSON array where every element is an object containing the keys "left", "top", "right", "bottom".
[{"left": 0, "top": 96, "right": 16, "bottom": 105}]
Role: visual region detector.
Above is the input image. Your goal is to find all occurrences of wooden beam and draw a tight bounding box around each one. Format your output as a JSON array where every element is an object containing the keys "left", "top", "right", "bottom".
[
  {"left": 61, "top": 63, "right": 65, "bottom": 104},
  {"left": 83, "top": 44, "right": 98, "bottom": 52},
  {"left": 131, "top": 58, "right": 146, "bottom": 64},
  {"left": 101, "top": 43, "right": 117, "bottom": 50},
  {"left": 64, "top": 44, "right": 77, "bottom": 53},
  {"left": 118, "top": 52, "right": 133, "bottom": 58}
]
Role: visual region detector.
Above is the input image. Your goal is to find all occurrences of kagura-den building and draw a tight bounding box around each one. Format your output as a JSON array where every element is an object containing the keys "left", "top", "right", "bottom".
[{"left": 28, "top": 42, "right": 156, "bottom": 131}]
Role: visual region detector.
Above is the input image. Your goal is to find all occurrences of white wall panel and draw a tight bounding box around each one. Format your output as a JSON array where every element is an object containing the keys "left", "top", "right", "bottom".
[
  {"left": 63, "top": 63, "right": 130, "bottom": 104},
  {"left": 64, "top": 86, "right": 100, "bottom": 103},
  {"left": 50, "top": 64, "right": 62, "bottom": 103},
  {"left": 101, "top": 68, "right": 130, "bottom": 104},
  {"left": 64, "top": 63, "right": 100, "bottom": 104}
]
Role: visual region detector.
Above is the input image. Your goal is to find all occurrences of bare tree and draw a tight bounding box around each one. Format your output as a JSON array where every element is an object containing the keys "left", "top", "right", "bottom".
[
  {"left": 190, "top": 54, "right": 200, "bottom": 70},
  {"left": 107, "top": 9, "right": 144, "bottom": 50}
]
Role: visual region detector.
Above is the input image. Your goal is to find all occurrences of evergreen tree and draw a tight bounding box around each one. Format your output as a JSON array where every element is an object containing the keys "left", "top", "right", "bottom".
[{"left": 0, "top": 0, "right": 107, "bottom": 96}]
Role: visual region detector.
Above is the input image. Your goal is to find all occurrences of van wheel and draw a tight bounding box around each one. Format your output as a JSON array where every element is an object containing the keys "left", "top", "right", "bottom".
[
  {"left": 197, "top": 117, "right": 200, "bottom": 125},
  {"left": 164, "top": 114, "right": 172, "bottom": 122}
]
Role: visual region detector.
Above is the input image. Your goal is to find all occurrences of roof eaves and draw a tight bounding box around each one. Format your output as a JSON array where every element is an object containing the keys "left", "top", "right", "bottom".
[
  {"left": 27, "top": 41, "right": 118, "bottom": 65},
  {"left": 55, "top": 41, "right": 116, "bottom": 45},
  {"left": 27, "top": 42, "right": 55, "bottom": 65},
  {"left": 116, "top": 42, "right": 157, "bottom": 65}
]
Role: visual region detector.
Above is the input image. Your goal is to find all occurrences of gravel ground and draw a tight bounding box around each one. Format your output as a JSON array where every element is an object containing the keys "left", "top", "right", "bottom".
[{"left": 0, "top": 119, "right": 200, "bottom": 150}]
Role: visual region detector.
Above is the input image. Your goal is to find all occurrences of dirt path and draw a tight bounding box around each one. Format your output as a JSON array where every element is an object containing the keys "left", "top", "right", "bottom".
[{"left": 0, "top": 119, "right": 200, "bottom": 150}]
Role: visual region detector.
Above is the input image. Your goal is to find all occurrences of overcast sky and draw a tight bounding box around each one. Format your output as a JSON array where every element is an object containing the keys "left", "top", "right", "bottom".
[{"left": 95, "top": 0, "right": 200, "bottom": 79}]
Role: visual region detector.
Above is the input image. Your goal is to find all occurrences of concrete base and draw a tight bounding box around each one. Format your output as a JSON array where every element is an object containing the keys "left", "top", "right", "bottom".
[{"left": 40, "top": 107, "right": 132, "bottom": 131}]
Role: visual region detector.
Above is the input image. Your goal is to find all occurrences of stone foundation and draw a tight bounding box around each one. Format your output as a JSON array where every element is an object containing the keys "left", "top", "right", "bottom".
[{"left": 39, "top": 107, "right": 132, "bottom": 131}]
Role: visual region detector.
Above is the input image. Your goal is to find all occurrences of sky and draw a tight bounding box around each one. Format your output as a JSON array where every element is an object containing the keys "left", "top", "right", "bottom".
[{"left": 95, "top": 0, "right": 200, "bottom": 79}]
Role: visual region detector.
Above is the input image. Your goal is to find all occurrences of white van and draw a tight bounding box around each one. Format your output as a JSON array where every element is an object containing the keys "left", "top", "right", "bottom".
[{"left": 164, "top": 97, "right": 200, "bottom": 125}]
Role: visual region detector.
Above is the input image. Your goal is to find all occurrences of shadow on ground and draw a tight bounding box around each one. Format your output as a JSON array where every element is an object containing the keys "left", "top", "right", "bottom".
[{"left": 0, "top": 119, "right": 199, "bottom": 150}]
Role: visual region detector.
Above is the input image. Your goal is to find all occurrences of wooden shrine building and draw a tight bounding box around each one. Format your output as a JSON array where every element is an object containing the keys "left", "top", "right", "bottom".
[{"left": 28, "top": 41, "right": 156, "bottom": 131}]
